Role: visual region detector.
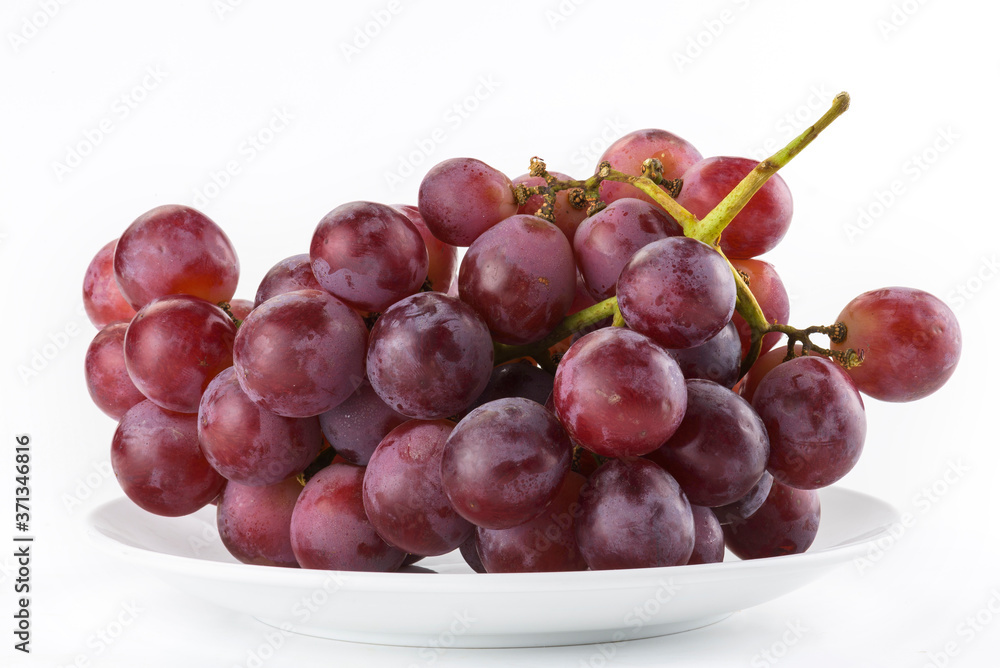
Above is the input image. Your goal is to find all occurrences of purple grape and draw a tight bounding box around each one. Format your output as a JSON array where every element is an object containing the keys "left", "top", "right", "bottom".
[
  {"left": 711, "top": 471, "right": 773, "bottom": 526},
  {"left": 124, "top": 295, "right": 236, "bottom": 413},
  {"left": 575, "top": 458, "right": 694, "bottom": 570},
  {"left": 752, "top": 356, "right": 866, "bottom": 490},
  {"left": 441, "top": 397, "right": 572, "bottom": 530},
  {"left": 113, "top": 204, "right": 239, "bottom": 310},
  {"left": 111, "top": 400, "right": 225, "bottom": 517},
  {"left": 318, "top": 379, "right": 408, "bottom": 466},
  {"left": 476, "top": 471, "right": 588, "bottom": 573},
  {"left": 459, "top": 214, "right": 576, "bottom": 345},
  {"left": 367, "top": 292, "right": 493, "bottom": 419},
  {"left": 552, "top": 327, "right": 686, "bottom": 458},
  {"left": 461, "top": 361, "right": 554, "bottom": 418},
  {"left": 687, "top": 504, "right": 725, "bottom": 565},
  {"left": 85, "top": 322, "right": 145, "bottom": 420},
  {"left": 459, "top": 534, "right": 486, "bottom": 573},
  {"left": 290, "top": 463, "right": 407, "bottom": 572},
  {"left": 723, "top": 481, "right": 820, "bottom": 559},
  {"left": 310, "top": 201, "right": 428, "bottom": 312},
  {"left": 254, "top": 254, "right": 322, "bottom": 307},
  {"left": 198, "top": 367, "right": 323, "bottom": 486},
  {"left": 217, "top": 478, "right": 302, "bottom": 567},
  {"left": 666, "top": 321, "right": 742, "bottom": 388},
  {"left": 617, "top": 236, "right": 736, "bottom": 350},
  {"left": 363, "top": 420, "right": 473, "bottom": 556},
  {"left": 573, "top": 198, "right": 682, "bottom": 301},
  {"left": 417, "top": 157, "right": 517, "bottom": 246},
  {"left": 233, "top": 289, "right": 367, "bottom": 418},
  {"left": 646, "top": 379, "right": 769, "bottom": 507}
]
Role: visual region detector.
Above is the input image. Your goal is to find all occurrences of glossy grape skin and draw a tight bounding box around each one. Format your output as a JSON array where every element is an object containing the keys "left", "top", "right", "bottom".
[
  {"left": 666, "top": 321, "right": 742, "bottom": 388},
  {"left": 618, "top": 236, "right": 736, "bottom": 350},
  {"left": 712, "top": 471, "right": 773, "bottom": 526},
  {"left": 393, "top": 204, "right": 459, "bottom": 294},
  {"left": 318, "top": 379, "right": 408, "bottom": 466},
  {"left": 363, "top": 420, "right": 473, "bottom": 556},
  {"left": 553, "top": 327, "right": 687, "bottom": 458},
  {"left": 476, "top": 472, "right": 588, "bottom": 573},
  {"left": 459, "top": 534, "right": 486, "bottom": 573},
  {"left": 83, "top": 239, "right": 136, "bottom": 328},
  {"left": 688, "top": 505, "right": 725, "bottom": 565},
  {"left": 830, "top": 287, "right": 961, "bottom": 402},
  {"left": 111, "top": 400, "right": 225, "bottom": 517},
  {"left": 310, "top": 201, "right": 428, "bottom": 312},
  {"left": 575, "top": 458, "right": 695, "bottom": 570},
  {"left": 254, "top": 254, "right": 322, "bottom": 307},
  {"left": 217, "top": 478, "right": 302, "bottom": 567},
  {"left": 723, "top": 481, "right": 820, "bottom": 559},
  {"left": 461, "top": 361, "right": 554, "bottom": 418},
  {"left": 752, "top": 356, "right": 866, "bottom": 490},
  {"left": 367, "top": 292, "right": 493, "bottom": 420},
  {"left": 596, "top": 128, "right": 703, "bottom": 205},
  {"left": 124, "top": 295, "right": 237, "bottom": 413},
  {"left": 441, "top": 397, "right": 572, "bottom": 530},
  {"left": 85, "top": 322, "right": 145, "bottom": 420},
  {"left": 198, "top": 367, "right": 323, "bottom": 486},
  {"left": 511, "top": 172, "right": 589, "bottom": 244},
  {"left": 417, "top": 157, "right": 518, "bottom": 246},
  {"left": 730, "top": 258, "right": 790, "bottom": 356},
  {"left": 739, "top": 346, "right": 800, "bottom": 403},
  {"left": 676, "top": 157, "right": 793, "bottom": 259},
  {"left": 233, "top": 289, "right": 368, "bottom": 418},
  {"left": 459, "top": 214, "right": 576, "bottom": 345},
  {"left": 647, "top": 379, "right": 769, "bottom": 507},
  {"left": 290, "top": 463, "right": 407, "bottom": 572},
  {"left": 113, "top": 204, "right": 239, "bottom": 310},
  {"left": 573, "top": 198, "right": 682, "bottom": 301}
]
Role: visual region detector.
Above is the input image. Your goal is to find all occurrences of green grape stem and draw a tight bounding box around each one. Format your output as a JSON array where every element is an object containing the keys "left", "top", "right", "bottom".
[{"left": 496, "top": 93, "right": 852, "bottom": 375}]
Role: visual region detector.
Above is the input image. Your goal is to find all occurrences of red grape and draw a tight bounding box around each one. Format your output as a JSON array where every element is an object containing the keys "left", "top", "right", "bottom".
[
  {"left": 461, "top": 361, "right": 554, "bottom": 418},
  {"left": 113, "top": 204, "right": 239, "bottom": 310},
  {"left": 617, "top": 236, "right": 736, "bottom": 349},
  {"left": 511, "top": 172, "right": 588, "bottom": 244},
  {"left": 752, "top": 356, "right": 866, "bottom": 490},
  {"left": 254, "top": 254, "right": 322, "bottom": 307},
  {"left": 676, "top": 157, "right": 793, "bottom": 259},
  {"left": 575, "top": 458, "right": 695, "bottom": 570},
  {"left": 367, "top": 292, "right": 493, "bottom": 419},
  {"left": 111, "top": 400, "right": 225, "bottom": 517},
  {"left": 441, "top": 397, "right": 572, "bottom": 530},
  {"left": 458, "top": 214, "right": 576, "bottom": 345},
  {"left": 596, "top": 128, "right": 703, "bottom": 205},
  {"left": 647, "top": 379, "right": 769, "bottom": 507},
  {"left": 417, "top": 157, "right": 518, "bottom": 246},
  {"left": 723, "top": 481, "right": 820, "bottom": 559},
  {"left": 318, "top": 379, "right": 408, "bottom": 466},
  {"left": 393, "top": 204, "right": 459, "bottom": 294},
  {"left": 362, "top": 420, "right": 473, "bottom": 556},
  {"left": 310, "top": 201, "right": 428, "bottom": 312},
  {"left": 666, "top": 320, "right": 742, "bottom": 388},
  {"left": 688, "top": 505, "right": 725, "bottom": 565},
  {"left": 290, "top": 463, "right": 407, "bottom": 572},
  {"left": 233, "top": 289, "right": 367, "bottom": 418},
  {"left": 553, "top": 327, "right": 687, "bottom": 458},
  {"left": 83, "top": 239, "right": 135, "bottom": 328},
  {"left": 830, "top": 287, "right": 961, "bottom": 402},
  {"left": 729, "top": 258, "right": 790, "bottom": 356},
  {"left": 573, "top": 198, "right": 682, "bottom": 301},
  {"left": 217, "top": 478, "right": 302, "bottom": 567},
  {"left": 198, "top": 367, "right": 323, "bottom": 486},
  {"left": 85, "top": 322, "right": 145, "bottom": 420},
  {"left": 124, "top": 295, "right": 237, "bottom": 413},
  {"left": 712, "top": 471, "right": 773, "bottom": 526}
]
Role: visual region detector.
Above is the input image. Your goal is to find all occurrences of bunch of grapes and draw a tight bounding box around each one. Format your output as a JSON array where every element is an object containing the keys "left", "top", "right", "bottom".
[{"left": 83, "top": 93, "right": 961, "bottom": 573}]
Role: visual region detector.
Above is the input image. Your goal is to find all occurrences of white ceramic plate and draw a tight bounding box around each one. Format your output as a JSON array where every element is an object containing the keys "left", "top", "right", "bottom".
[{"left": 86, "top": 487, "right": 897, "bottom": 648}]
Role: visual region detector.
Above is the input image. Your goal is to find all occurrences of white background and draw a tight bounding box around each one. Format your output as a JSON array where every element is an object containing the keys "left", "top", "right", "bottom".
[{"left": 2, "top": 0, "right": 998, "bottom": 666}]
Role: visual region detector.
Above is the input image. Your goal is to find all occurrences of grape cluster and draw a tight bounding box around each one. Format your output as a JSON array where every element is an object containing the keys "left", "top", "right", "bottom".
[{"left": 83, "top": 94, "right": 962, "bottom": 573}]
